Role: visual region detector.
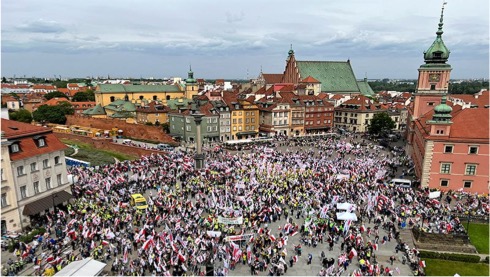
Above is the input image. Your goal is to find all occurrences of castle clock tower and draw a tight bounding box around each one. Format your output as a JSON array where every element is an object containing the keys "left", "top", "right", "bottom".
[{"left": 412, "top": 3, "right": 452, "bottom": 119}]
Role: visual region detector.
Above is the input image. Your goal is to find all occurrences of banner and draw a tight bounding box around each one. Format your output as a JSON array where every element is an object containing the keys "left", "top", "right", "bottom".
[
  {"left": 218, "top": 216, "right": 243, "bottom": 225},
  {"left": 206, "top": 231, "right": 222, "bottom": 238},
  {"left": 225, "top": 234, "right": 253, "bottom": 242}
]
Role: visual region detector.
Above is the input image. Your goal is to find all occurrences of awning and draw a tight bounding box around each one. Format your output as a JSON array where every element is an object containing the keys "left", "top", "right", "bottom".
[
  {"left": 305, "top": 126, "right": 330, "bottom": 130},
  {"left": 236, "top": 131, "right": 257, "bottom": 136},
  {"left": 23, "top": 190, "right": 72, "bottom": 216},
  {"left": 54, "top": 258, "right": 106, "bottom": 276}
]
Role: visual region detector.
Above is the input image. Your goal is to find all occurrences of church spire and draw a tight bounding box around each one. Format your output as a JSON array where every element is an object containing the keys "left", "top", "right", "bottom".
[
  {"left": 436, "top": 1, "right": 446, "bottom": 37},
  {"left": 423, "top": 2, "right": 450, "bottom": 64}
]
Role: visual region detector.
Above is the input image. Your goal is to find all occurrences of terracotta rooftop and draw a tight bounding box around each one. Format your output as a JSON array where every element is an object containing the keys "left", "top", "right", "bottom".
[
  {"left": 262, "top": 73, "right": 283, "bottom": 84},
  {"left": 300, "top": 76, "right": 320, "bottom": 83}
]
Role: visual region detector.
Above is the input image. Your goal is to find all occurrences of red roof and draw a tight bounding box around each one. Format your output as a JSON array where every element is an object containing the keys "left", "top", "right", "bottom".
[
  {"left": 262, "top": 74, "right": 283, "bottom": 84},
  {"left": 1, "top": 119, "right": 67, "bottom": 161},
  {"left": 449, "top": 90, "right": 489, "bottom": 108},
  {"left": 300, "top": 76, "right": 320, "bottom": 83}
]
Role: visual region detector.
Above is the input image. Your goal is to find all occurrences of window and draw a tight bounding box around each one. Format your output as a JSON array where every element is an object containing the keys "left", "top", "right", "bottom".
[
  {"left": 427, "top": 102, "right": 434, "bottom": 106},
  {"left": 37, "top": 138, "right": 46, "bottom": 147},
  {"left": 186, "top": 126, "right": 191, "bottom": 132},
  {"left": 20, "top": 186, "right": 27, "bottom": 199},
  {"left": 33, "top": 181, "right": 39, "bottom": 194},
  {"left": 468, "top": 146, "right": 479, "bottom": 154},
  {"left": 186, "top": 118, "right": 191, "bottom": 123},
  {"left": 233, "top": 119, "right": 237, "bottom": 124},
  {"left": 31, "top": 162, "right": 38, "bottom": 172},
  {"left": 54, "top": 156, "right": 60, "bottom": 165},
  {"left": 139, "top": 96, "right": 144, "bottom": 100},
  {"left": 440, "top": 163, "right": 451, "bottom": 174},
  {"left": 463, "top": 181, "right": 472, "bottom": 188},
  {"left": 45, "top": 177, "right": 51, "bottom": 189},
  {"left": 251, "top": 112, "right": 254, "bottom": 116},
  {"left": 430, "top": 84, "right": 436, "bottom": 90},
  {"left": 43, "top": 159, "right": 50, "bottom": 169},
  {"left": 246, "top": 112, "right": 250, "bottom": 116},
  {"left": 440, "top": 180, "right": 449, "bottom": 187},
  {"left": 1, "top": 193, "right": 7, "bottom": 207},
  {"left": 153, "top": 95, "right": 157, "bottom": 101},
  {"left": 444, "top": 145, "right": 453, "bottom": 153},
  {"left": 233, "top": 126, "right": 236, "bottom": 131},
  {"left": 110, "top": 96, "right": 115, "bottom": 102},
  {"left": 57, "top": 174, "right": 62, "bottom": 186},
  {"left": 10, "top": 144, "right": 19, "bottom": 153},
  {"left": 238, "top": 126, "right": 242, "bottom": 131},
  {"left": 17, "top": 166, "right": 25, "bottom": 176},
  {"left": 465, "top": 164, "right": 477, "bottom": 175}
]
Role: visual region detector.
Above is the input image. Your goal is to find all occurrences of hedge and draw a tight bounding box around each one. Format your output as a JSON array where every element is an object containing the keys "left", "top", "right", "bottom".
[{"left": 419, "top": 250, "right": 481, "bottom": 263}]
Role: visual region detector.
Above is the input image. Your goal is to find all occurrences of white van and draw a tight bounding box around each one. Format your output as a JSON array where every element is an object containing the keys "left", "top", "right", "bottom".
[{"left": 390, "top": 178, "right": 412, "bottom": 188}]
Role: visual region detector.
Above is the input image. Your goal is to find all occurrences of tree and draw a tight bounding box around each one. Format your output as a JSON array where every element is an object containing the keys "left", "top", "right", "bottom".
[
  {"left": 161, "top": 122, "right": 170, "bottom": 133},
  {"left": 368, "top": 112, "right": 396, "bottom": 136},
  {"left": 44, "top": 91, "right": 69, "bottom": 100},
  {"left": 57, "top": 101, "right": 75, "bottom": 115},
  {"left": 2, "top": 77, "right": 7, "bottom": 83},
  {"left": 71, "top": 90, "right": 95, "bottom": 102},
  {"left": 33, "top": 105, "right": 67, "bottom": 124},
  {"left": 9, "top": 109, "right": 33, "bottom": 123}
]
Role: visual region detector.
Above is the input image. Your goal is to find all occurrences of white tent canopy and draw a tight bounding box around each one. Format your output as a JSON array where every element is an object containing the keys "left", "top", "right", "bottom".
[
  {"left": 55, "top": 258, "right": 106, "bottom": 276},
  {"left": 336, "top": 202, "right": 356, "bottom": 211},
  {"left": 336, "top": 212, "right": 358, "bottom": 221}
]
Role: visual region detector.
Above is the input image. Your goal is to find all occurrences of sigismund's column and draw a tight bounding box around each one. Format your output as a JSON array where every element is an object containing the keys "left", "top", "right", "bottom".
[{"left": 192, "top": 113, "right": 205, "bottom": 169}]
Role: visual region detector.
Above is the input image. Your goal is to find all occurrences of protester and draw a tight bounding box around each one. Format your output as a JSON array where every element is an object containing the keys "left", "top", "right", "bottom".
[{"left": 6, "top": 132, "right": 488, "bottom": 276}]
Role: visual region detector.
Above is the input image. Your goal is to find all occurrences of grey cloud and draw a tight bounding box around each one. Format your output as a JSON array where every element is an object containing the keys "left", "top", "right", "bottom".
[{"left": 15, "top": 19, "right": 66, "bottom": 33}]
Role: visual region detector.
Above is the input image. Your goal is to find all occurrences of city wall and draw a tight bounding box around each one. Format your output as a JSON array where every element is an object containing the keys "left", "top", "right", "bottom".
[
  {"left": 54, "top": 133, "right": 168, "bottom": 158},
  {"left": 65, "top": 115, "right": 176, "bottom": 144}
]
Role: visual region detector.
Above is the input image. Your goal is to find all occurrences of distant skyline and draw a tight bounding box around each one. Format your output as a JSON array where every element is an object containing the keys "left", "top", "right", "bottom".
[{"left": 2, "top": 0, "right": 488, "bottom": 80}]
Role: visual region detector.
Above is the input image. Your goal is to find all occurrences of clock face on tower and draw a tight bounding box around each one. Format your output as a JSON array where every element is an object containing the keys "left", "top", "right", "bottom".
[{"left": 429, "top": 73, "right": 440, "bottom": 83}]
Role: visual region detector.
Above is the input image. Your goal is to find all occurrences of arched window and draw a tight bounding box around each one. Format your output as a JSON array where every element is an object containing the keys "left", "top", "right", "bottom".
[
  {"left": 153, "top": 95, "right": 157, "bottom": 101},
  {"left": 166, "top": 95, "right": 171, "bottom": 100},
  {"left": 110, "top": 96, "right": 115, "bottom": 102},
  {"left": 139, "top": 96, "right": 144, "bottom": 100}
]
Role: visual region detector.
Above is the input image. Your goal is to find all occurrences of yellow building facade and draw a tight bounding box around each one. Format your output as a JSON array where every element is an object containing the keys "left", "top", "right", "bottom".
[
  {"left": 94, "top": 84, "right": 185, "bottom": 107},
  {"left": 228, "top": 98, "right": 260, "bottom": 140}
]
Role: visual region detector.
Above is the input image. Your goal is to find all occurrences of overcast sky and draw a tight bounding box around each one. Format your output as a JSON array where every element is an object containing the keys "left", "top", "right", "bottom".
[{"left": 2, "top": 0, "right": 488, "bottom": 80}]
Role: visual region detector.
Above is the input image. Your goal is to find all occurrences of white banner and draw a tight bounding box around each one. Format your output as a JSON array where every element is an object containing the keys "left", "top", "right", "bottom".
[
  {"left": 225, "top": 234, "right": 253, "bottom": 242},
  {"left": 218, "top": 216, "right": 243, "bottom": 225},
  {"left": 206, "top": 231, "right": 222, "bottom": 238},
  {"left": 429, "top": 191, "right": 441, "bottom": 199}
]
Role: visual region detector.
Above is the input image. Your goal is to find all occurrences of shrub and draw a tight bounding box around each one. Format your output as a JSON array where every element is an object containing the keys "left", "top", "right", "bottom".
[{"left": 419, "top": 250, "right": 481, "bottom": 263}]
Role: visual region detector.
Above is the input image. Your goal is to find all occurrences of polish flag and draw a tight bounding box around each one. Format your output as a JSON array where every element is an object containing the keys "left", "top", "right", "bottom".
[
  {"left": 123, "top": 249, "right": 128, "bottom": 264},
  {"left": 293, "top": 256, "right": 298, "bottom": 263},
  {"left": 178, "top": 252, "right": 187, "bottom": 262},
  {"left": 269, "top": 234, "right": 276, "bottom": 242},
  {"left": 419, "top": 260, "right": 426, "bottom": 268},
  {"left": 373, "top": 244, "right": 379, "bottom": 251},
  {"left": 360, "top": 225, "right": 366, "bottom": 233},
  {"left": 348, "top": 248, "right": 358, "bottom": 260},
  {"left": 290, "top": 231, "right": 298, "bottom": 237},
  {"left": 101, "top": 240, "right": 110, "bottom": 246}
]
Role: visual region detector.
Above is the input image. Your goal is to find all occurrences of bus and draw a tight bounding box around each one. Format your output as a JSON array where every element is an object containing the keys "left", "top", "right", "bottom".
[
  {"left": 223, "top": 139, "right": 253, "bottom": 150},
  {"left": 390, "top": 178, "right": 412, "bottom": 188}
]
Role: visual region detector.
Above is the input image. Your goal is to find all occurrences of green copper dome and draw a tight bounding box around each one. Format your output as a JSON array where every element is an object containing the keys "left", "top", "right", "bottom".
[
  {"left": 186, "top": 65, "right": 197, "bottom": 84},
  {"left": 432, "top": 94, "right": 452, "bottom": 122},
  {"left": 424, "top": 4, "right": 450, "bottom": 64}
]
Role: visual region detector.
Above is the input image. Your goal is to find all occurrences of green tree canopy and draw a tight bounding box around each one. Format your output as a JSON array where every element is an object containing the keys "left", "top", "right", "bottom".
[
  {"left": 368, "top": 112, "right": 396, "bottom": 136},
  {"left": 33, "top": 105, "right": 67, "bottom": 124},
  {"left": 44, "top": 91, "right": 69, "bottom": 100},
  {"left": 9, "top": 109, "right": 33, "bottom": 123},
  {"left": 57, "top": 101, "right": 75, "bottom": 115},
  {"left": 71, "top": 90, "right": 95, "bottom": 102}
]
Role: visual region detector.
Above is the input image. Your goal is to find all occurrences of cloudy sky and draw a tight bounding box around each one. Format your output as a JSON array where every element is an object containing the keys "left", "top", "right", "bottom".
[{"left": 2, "top": 0, "right": 488, "bottom": 80}]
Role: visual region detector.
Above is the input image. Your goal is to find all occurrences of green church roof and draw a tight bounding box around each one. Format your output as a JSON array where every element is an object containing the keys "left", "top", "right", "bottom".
[
  {"left": 296, "top": 61, "right": 360, "bottom": 93},
  {"left": 357, "top": 79, "right": 375, "bottom": 97},
  {"left": 97, "top": 84, "right": 182, "bottom": 93},
  {"left": 82, "top": 104, "right": 106, "bottom": 115},
  {"left": 119, "top": 101, "right": 137, "bottom": 112}
]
